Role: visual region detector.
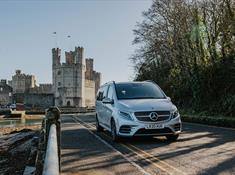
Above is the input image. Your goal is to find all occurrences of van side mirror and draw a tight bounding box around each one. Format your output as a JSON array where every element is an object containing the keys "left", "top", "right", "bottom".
[
  {"left": 102, "top": 98, "right": 114, "bottom": 104},
  {"left": 167, "top": 96, "right": 171, "bottom": 101}
]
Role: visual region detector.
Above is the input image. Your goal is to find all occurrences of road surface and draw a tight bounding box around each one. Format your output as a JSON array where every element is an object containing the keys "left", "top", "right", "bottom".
[{"left": 61, "top": 113, "right": 235, "bottom": 175}]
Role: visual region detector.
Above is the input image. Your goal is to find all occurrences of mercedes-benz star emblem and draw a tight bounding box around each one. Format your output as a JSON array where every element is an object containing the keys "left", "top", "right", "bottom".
[{"left": 149, "top": 112, "right": 158, "bottom": 121}]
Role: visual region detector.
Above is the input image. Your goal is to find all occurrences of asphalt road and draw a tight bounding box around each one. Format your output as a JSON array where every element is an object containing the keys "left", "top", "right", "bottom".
[{"left": 61, "top": 113, "right": 235, "bottom": 175}]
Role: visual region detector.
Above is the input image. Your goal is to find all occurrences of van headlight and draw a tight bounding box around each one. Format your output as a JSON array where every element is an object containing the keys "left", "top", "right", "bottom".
[
  {"left": 119, "top": 111, "right": 134, "bottom": 121},
  {"left": 171, "top": 109, "right": 179, "bottom": 119}
]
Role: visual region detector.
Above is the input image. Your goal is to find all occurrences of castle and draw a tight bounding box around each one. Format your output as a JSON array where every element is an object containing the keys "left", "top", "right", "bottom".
[
  {"left": 0, "top": 46, "right": 100, "bottom": 109},
  {"left": 52, "top": 46, "right": 101, "bottom": 107},
  {"left": 10, "top": 70, "right": 36, "bottom": 94}
]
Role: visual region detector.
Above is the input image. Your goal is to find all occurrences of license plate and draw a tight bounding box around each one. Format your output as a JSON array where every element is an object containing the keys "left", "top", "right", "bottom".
[{"left": 145, "top": 124, "right": 164, "bottom": 129}]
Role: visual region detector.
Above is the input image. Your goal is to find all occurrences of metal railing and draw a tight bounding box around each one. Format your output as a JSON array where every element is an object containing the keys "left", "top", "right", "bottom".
[
  {"left": 42, "top": 124, "right": 59, "bottom": 175},
  {"left": 41, "top": 107, "right": 61, "bottom": 175}
]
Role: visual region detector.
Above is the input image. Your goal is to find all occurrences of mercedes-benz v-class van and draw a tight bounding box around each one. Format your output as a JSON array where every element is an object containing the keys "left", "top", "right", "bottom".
[{"left": 95, "top": 81, "right": 182, "bottom": 141}]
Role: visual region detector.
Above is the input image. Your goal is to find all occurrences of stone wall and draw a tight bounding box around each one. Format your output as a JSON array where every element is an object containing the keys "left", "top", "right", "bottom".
[
  {"left": 0, "top": 93, "right": 11, "bottom": 105},
  {"left": 12, "top": 93, "right": 25, "bottom": 103},
  {"left": 12, "top": 70, "right": 36, "bottom": 93},
  {"left": 29, "top": 84, "right": 53, "bottom": 94},
  {"left": 85, "top": 80, "right": 95, "bottom": 107},
  {"left": 0, "top": 80, "right": 12, "bottom": 105},
  {"left": 24, "top": 93, "right": 54, "bottom": 108},
  {"left": 93, "top": 72, "right": 101, "bottom": 95},
  {"left": 54, "top": 64, "right": 85, "bottom": 107},
  {"left": 85, "top": 59, "right": 101, "bottom": 95}
]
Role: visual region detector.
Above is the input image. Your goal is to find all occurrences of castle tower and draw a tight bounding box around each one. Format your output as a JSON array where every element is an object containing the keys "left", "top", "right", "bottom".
[
  {"left": 52, "top": 46, "right": 86, "bottom": 107},
  {"left": 52, "top": 48, "right": 61, "bottom": 106},
  {"left": 74, "top": 47, "right": 84, "bottom": 64},
  {"left": 85, "top": 58, "right": 101, "bottom": 94},
  {"left": 52, "top": 48, "right": 61, "bottom": 67},
  {"left": 74, "top": 47, "right": 85, "bottom": 107},
  {"left": 52, "top": 46, "right": 100, "bottom": 107}
]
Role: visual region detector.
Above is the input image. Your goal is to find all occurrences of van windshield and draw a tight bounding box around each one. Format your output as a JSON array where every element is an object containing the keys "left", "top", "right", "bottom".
[{"left": 115, "top": 82, "right": 166, "bottom": 100}]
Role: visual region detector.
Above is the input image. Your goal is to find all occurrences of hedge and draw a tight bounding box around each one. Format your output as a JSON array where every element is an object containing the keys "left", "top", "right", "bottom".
[{"left": 181, "top": 115, "right": 235, "bottom": 128}]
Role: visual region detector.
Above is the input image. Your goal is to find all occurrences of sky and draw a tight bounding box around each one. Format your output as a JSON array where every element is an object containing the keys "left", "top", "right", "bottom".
[{"left": 0, "top": 0, "right": 152, "bottom": 84}]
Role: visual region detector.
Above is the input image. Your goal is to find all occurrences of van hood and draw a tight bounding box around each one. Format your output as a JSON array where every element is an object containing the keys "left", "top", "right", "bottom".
[{"left": 117, "top": 99, "right": 175, "bottom": 112}]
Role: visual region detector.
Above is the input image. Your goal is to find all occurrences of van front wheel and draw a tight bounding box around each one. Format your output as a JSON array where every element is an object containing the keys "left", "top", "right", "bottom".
[
  {"left": 111, "top": 120, "right": 119, "bottom": 142},
  {"left": 96, "top": 116, "right": 103, "bottom": 132}
]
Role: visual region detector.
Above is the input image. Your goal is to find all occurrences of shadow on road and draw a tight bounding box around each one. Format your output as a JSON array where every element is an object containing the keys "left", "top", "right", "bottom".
[
  {"left": 63, "top": 114, "right": 235, "bottom": 175},
  {"left": 61, "top": 122, "right": 145, "bottom": 175}
]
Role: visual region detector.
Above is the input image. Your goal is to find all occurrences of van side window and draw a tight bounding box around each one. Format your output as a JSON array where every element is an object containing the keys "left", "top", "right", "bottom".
[
  {"left": 107, "top": 85, "right": 114, "bottom": 99},
  {"left": 96, "top": 88, "right": 104, "bottom": 101},
  {"left": 96, "top": 85, "right": 109, "bottom": 101},
  {"left": 102, "top": 85, "right": 108, "bottom": 100}
]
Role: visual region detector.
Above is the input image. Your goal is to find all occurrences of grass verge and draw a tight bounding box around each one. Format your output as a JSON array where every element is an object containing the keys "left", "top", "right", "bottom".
[{"left": 181, "top": 115, "right": 235, "bottom": 128}]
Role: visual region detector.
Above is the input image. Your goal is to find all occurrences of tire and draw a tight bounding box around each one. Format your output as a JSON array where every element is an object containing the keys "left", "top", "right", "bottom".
[
  {"left": 166, "top": 134, "right": 179, "bottom": 141},
  {"left": 96, "top": 116, "right": 103, "bottom": 132},
  {"left": 111, "top": 119, "right": 119, "bottom": 142}
]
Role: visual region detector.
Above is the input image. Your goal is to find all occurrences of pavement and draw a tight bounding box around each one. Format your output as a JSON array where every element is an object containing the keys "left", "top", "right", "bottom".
[{"left": 61, "top": 113, "right": 235, "bottom": 175}]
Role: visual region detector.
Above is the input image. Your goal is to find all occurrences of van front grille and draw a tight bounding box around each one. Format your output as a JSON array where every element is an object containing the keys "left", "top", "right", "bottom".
[{"left": 134, "top": 111, "right": 171, "bottom": 122}]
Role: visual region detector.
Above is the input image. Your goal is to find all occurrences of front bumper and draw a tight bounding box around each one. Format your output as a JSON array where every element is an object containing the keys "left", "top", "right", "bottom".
[{"left": 117, "top": 116, "right": 182, "bottom": 137}]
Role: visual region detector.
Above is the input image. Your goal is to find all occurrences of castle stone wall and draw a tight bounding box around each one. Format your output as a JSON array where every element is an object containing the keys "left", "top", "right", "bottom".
[
  {"left": 12, "top": 70, "right": 36, "bottom": 93},
  {"left": 85, "top": 80, "right": 95, "bottom": 107},
  {"left": 24, "top": 93, "right": 54, "bottom": 109}
]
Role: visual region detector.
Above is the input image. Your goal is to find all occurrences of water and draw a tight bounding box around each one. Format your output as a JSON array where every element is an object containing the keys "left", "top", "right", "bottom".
[{"left": 0, "top": 118, "right": 42, "bottom": 128}]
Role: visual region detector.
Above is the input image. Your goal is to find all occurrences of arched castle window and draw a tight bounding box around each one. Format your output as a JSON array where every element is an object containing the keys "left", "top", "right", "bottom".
[{"left": 57, "top": 71, "right": 61, "bottom": 75}]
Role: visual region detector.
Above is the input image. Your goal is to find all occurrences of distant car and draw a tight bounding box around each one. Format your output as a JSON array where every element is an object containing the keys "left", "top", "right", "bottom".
[
  {"left": 95, "top": 81, "right": 182, "bottom": 141},
  {"left": 10, "top": 104, "right": 16, "bottom": 110}
]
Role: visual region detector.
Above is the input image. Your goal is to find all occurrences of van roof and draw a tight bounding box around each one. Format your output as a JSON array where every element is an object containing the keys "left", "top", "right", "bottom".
[{"left": 100, "top": 80, "right": 154, "bottom": 87}]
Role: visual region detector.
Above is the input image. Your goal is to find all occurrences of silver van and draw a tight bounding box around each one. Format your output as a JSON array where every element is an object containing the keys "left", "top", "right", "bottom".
[{"left": 95, "top": 81, "right": 182, "bottom": 141}]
